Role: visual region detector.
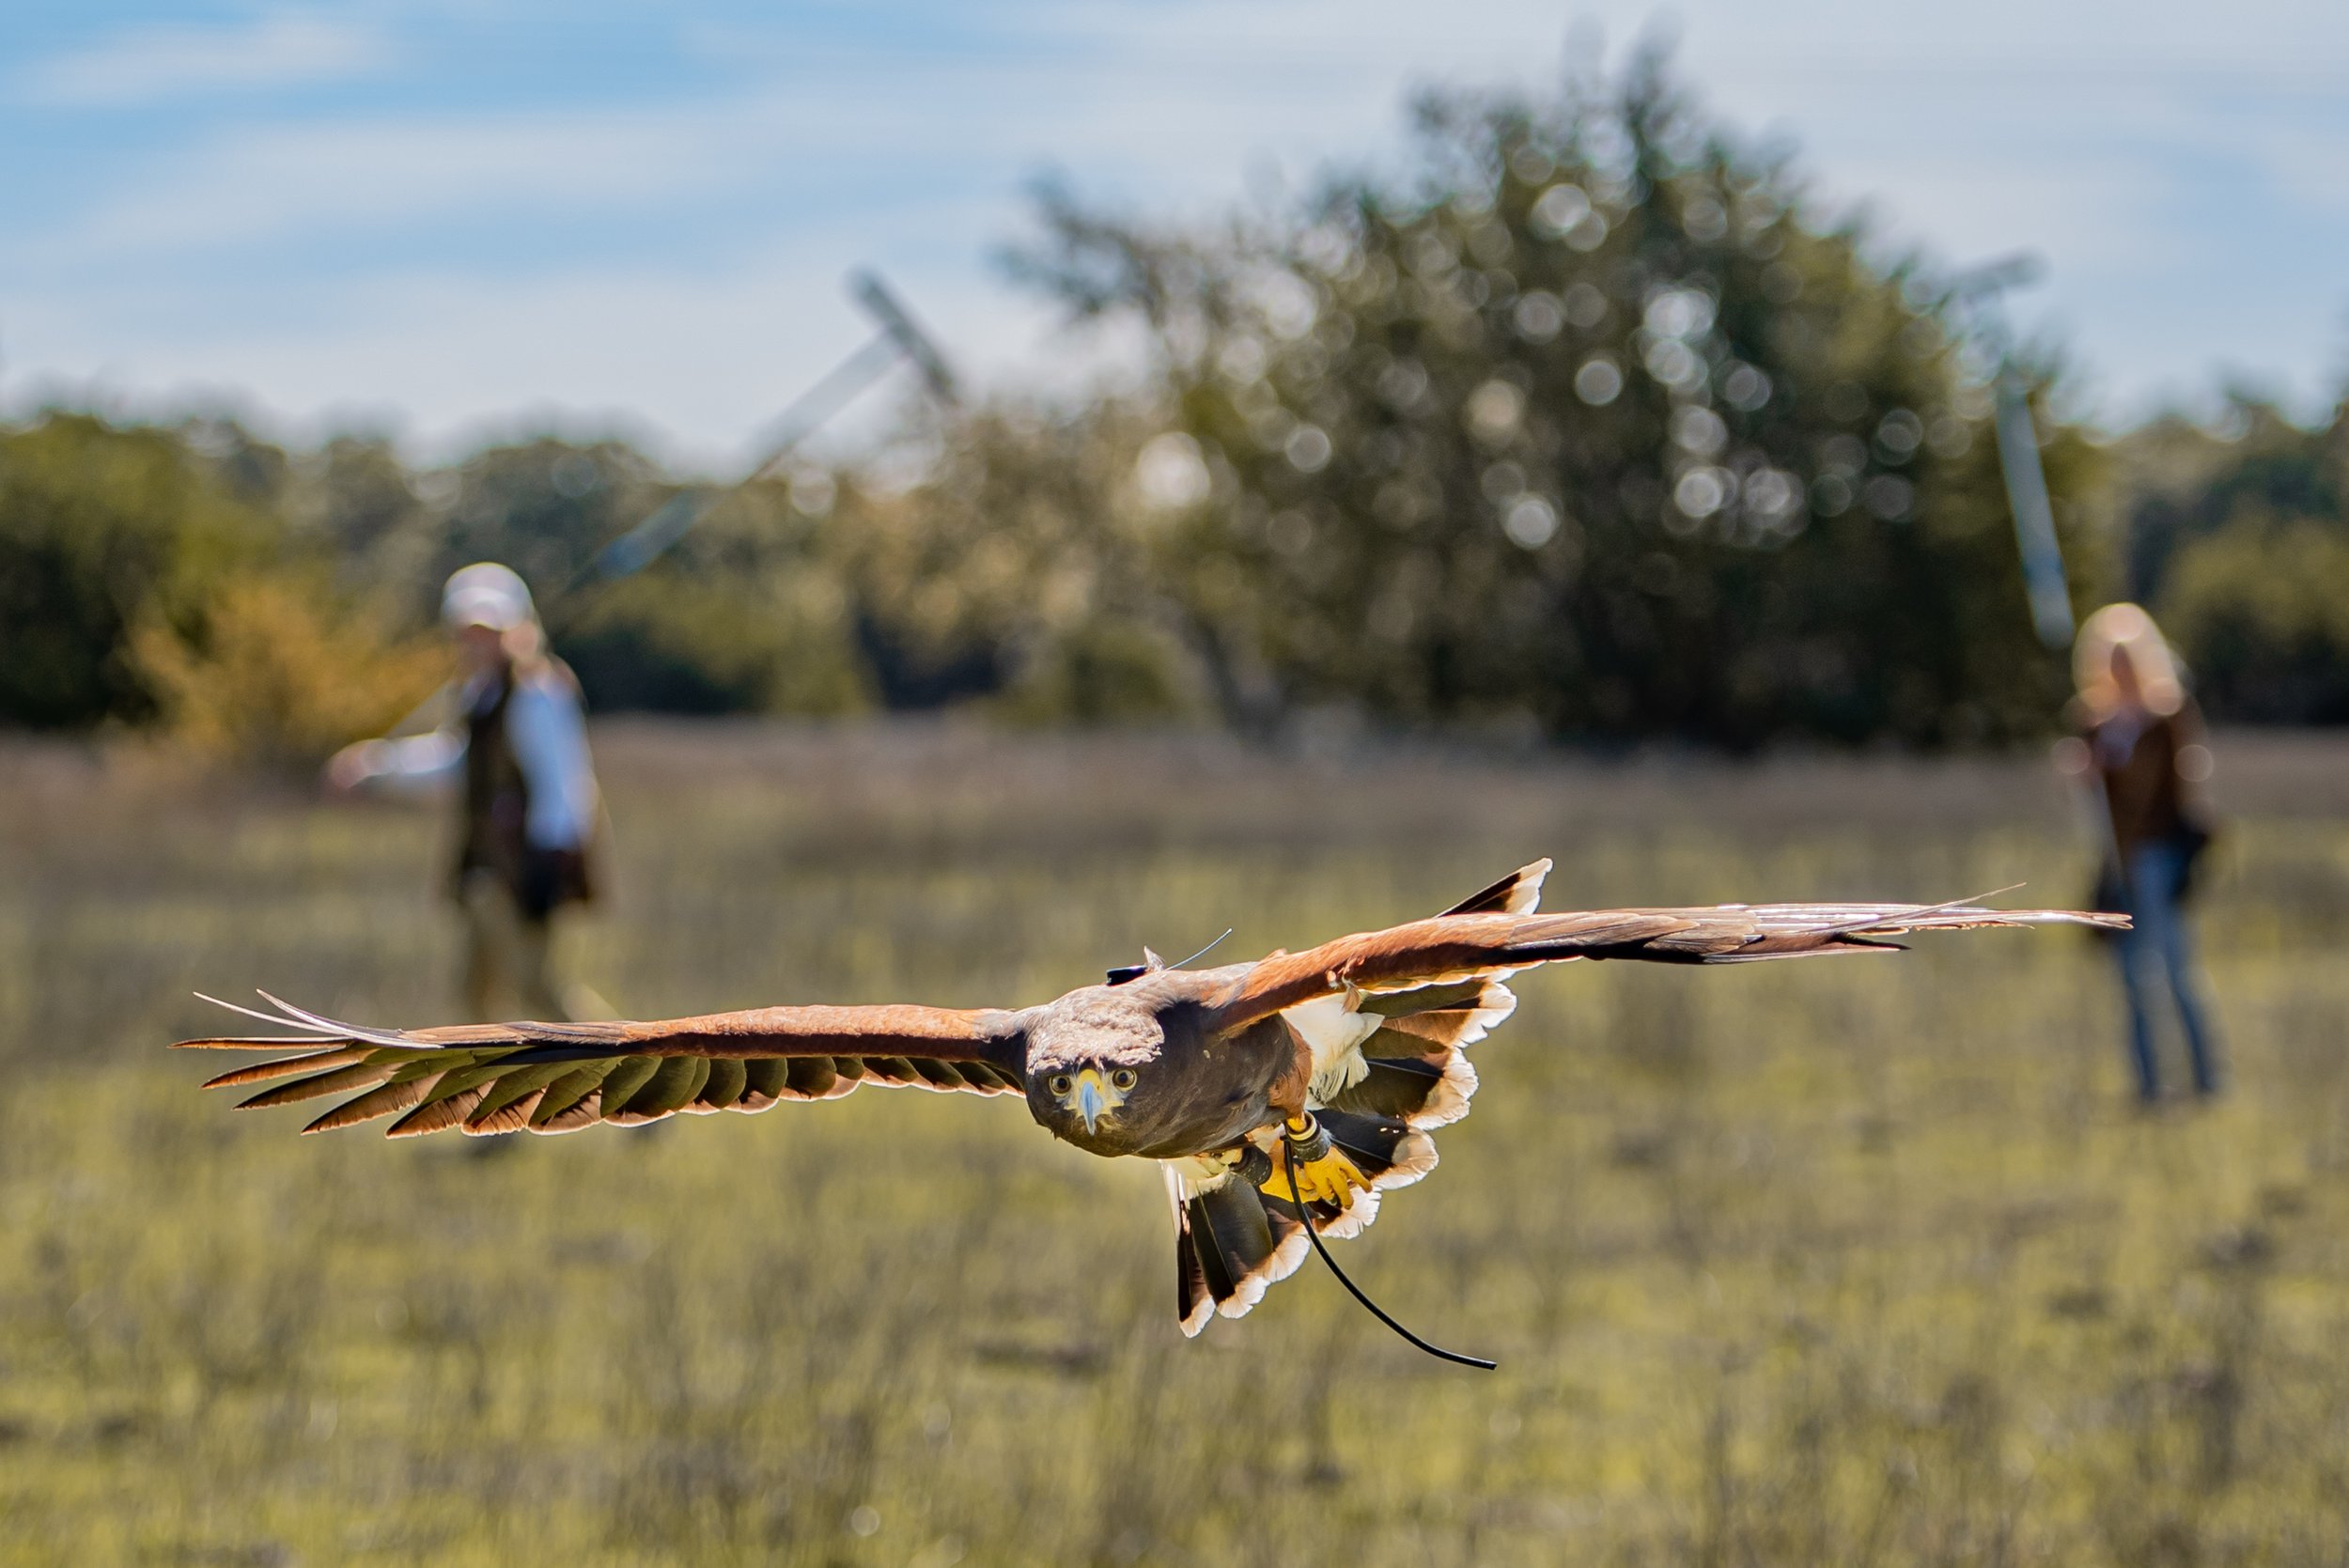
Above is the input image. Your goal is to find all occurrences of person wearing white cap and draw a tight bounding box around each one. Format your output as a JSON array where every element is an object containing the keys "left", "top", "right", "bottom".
[{"left": 326, "top": 563, "right": 605, "bottom": 1022}]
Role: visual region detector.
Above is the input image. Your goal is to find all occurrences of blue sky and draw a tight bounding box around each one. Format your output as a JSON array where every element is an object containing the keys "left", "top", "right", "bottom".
[{"left": 5, "top": 1, "right": 2346, "bottom": 470}]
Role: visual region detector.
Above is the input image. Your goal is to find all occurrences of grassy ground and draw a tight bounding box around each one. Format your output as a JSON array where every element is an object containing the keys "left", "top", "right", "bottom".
[{"left": 4, "top": 722, "right": 2349, "bottom": 1566}]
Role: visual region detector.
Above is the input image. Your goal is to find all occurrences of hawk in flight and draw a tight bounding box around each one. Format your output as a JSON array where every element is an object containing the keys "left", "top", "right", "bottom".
[{"left": 179, "top": 862, "right": 2121, "bottom": 1336}]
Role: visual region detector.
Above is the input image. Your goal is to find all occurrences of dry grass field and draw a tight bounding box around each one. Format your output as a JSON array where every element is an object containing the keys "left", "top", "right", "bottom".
[{"left": 5, "top": 722, "right": 2349, "bottom": 1566}]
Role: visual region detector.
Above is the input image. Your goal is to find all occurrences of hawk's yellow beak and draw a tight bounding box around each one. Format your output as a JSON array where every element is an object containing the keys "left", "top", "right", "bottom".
[{"left": 1069, "top": 1066, "right": 1125, "bottom": 1135}]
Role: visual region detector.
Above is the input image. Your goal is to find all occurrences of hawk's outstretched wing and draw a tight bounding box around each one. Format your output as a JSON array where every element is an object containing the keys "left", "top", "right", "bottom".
[
  {"left": 1205, "top": 869, "right": 2128, "bottom": 1035},
  {"left": 175, "top": 994, "right": 1030, "bottom": 1138},
  {"left": 1162, "top": 862, "right": 2125, "bottom": 1332}
]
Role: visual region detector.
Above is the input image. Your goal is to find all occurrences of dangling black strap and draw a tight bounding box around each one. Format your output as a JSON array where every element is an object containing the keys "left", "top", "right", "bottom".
[{"left": 1281, "top": 1139, "right": 1496, "bottom": 1371}]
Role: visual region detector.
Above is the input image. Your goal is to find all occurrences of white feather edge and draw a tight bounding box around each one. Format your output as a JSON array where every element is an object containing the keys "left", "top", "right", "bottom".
[
  {"left": 1497, "top": 858, "right": 1550, "bottom": 914},
  {"left": 1165, "top": 1161, "right": 1218, "bottom": 1337},
  {"left": 1399, "top": 1050, "right": 1481, "bottom": 1131},
  {"left": 1163, "top": 1157, "right": 1316, "bottom": 1334},
  {"left": 1374, "top": 980, "right": 1510, "bottom": 1131},
  {"left": 1163, "top": 1110, "right": 1446, "bottom": 1305},
  {"left": 1170, "top": 879, "right": 1548, "bottom": 1330},
  {"left": 1287, "top": 975, "right": 1514, "bottom": 1133}
]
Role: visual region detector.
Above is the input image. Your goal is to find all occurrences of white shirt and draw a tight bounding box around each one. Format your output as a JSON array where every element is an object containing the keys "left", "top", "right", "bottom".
[{"left": 355, "top": 667, "right": 599, "bottom": 850}]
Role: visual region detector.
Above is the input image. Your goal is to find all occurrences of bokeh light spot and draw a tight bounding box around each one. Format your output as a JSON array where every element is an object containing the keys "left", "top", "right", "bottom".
[
  {"left": 1674, "top": 468, "right": 1728, "bottom": 519},
  {"left": 1575, "top": 356, "right": 1624, "bottom": 406},
  {"left": 1503, "top": 494, "right": 1561, "bottom": 549},
  {"left": 1466, "top": 380, "right": 1525, "bottom": 442},
  {"left": 1862, "top": 474, "right": 1914, "bottom": 520},
  {"left": 1284, "top": 425, "right": 1333, "bottom": 474},
  {"left": 1513, "top": 291, "right": 1564, "bottom": 342},
  {"left": 1134, "top": 431, "right": 1212, "bottom": 511},
  {"left": 1672, "top": 406, "right": 1728, "bottom": 457},
  {"left": 1682, "top": 196, "right": 1729, "bottom": 242},
  {"left": 1532, "top": 184, "right": 1593, "bottom": 239}
]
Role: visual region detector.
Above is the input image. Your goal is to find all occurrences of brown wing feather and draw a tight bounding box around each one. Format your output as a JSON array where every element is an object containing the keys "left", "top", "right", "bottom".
[
  {"left": 175, "top": 999, "right": 1031, "bottom": 1139},
  {"left": 1206, "top": 901, "right": 2127, "bottom": 1035}
]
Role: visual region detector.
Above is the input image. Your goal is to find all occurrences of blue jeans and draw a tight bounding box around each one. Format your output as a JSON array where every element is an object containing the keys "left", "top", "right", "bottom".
[{"left": 2111, "top": 840, "right": 2219, "bottom": 1100}]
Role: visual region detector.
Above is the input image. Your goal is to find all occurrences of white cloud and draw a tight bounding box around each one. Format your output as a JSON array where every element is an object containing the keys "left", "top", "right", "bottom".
[
  {"left": 19, "top": 8, "right": 393, "bottom": 107},
  {"left": 36, "top": 110, "right": 740, "bottom": 256},
  {"left": 2, "top": 228, "right": 1081, "bottom": 471}
]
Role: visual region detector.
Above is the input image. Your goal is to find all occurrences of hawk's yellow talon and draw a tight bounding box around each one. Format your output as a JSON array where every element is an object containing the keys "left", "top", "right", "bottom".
[{"left": 1259, "top": 1115, "right": 1371, "bottom": 1209}]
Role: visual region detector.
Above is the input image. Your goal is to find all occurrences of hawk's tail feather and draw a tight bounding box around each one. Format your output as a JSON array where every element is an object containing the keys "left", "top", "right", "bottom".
[
  {"left": 1174, "top": 965, "right": 1502, "bottom": 1326},
  {"left": 1175, "top": 1178, "right": 1313, "bottom": 1335},
  {"left": 1170, "top": 1107, "right": 1444, "bottom": 1332}
]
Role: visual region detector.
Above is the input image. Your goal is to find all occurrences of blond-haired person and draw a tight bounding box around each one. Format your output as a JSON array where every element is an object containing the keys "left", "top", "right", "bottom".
[
  {"left": 327, "top": 564, "right": 606, "bottom": 1023},
  {"left": 2058, "top": 603, "right": 2219, "bottom": 1102}
]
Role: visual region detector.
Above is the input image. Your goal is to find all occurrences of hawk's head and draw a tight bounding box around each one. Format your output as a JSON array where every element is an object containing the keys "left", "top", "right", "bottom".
[
  {"left": 1021, "top": 988, "right": 1169, "bottom": 1157},
  {"left": 1021, "top": 982, "right": 1284, "bottom": 1160}
]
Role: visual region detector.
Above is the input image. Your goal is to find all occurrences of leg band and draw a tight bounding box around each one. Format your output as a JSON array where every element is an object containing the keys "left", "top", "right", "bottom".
[{"left": 1283, "top": 1113, "right": 1331, "bottom": 1164}]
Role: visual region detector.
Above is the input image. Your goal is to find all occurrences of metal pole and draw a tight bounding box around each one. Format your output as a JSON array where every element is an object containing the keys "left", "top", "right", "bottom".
[
  {"left": 566, "top": 269, "right": 960, "bottom": 595},
  {"left": 1949, "top": 254, "right": 2074, "bottom": 651},
  {"left": 1992, "top": 366, "right": 2076, "bottom": 650}
]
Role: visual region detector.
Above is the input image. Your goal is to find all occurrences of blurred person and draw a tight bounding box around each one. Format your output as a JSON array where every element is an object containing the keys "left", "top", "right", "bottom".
[
  {"left": 327, "top": 563, "right": 607, "bottom": 1023},
  {"left": 2057, "top": 603, "right": 2219, "bottom": 1103}
]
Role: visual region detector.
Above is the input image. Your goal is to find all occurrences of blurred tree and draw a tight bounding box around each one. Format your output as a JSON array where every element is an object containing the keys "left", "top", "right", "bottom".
[
  {"left": 377, "top": 434, "right": 868, "bottom": 715},
  {"left": 131, "top": 567, "right": 450, "bottom": 768},
  {"left": 836, "top": 404, "right": 1203, "bottom": 721},
  {"left": 296, "top": 434, "right": 437, "bottom": 589},
  {"left": 2117, "top": 396, "right": 2341, "bottom": 600},
  {"left": 43, "top": 49, "right": 2349, "bottom": 749},
  {"left": 998, "top": 47, "right": 2105, "bottom": 744},
  {"left": 2109, "top": 393, "right": 2349, "bottom": 722},
  {"left": 178, "top": 413, "right": 293, "bottom": 513},
  {"left": 429, "top": 437, "right": 673, "bottom": 607},
  {"left": 558, "top": 476, "right": 874, "bottom": 716},
  {"left": 2161, "top": 520, "right": 2349, "bottom": 722},
  {"left": 0, "top": 411, "right": 278, "bottom": 727}
]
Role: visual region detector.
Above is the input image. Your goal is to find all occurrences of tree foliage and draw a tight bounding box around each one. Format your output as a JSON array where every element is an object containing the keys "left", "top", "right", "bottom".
[
  {"left": 990, "top": 52, "right": 2104, "bottom": 744},
  {"left": 131, "top": 567, "right": 451, "bottom": 768},
  {"left": 2110, "top": 396, "right": 2349, "bottom": 722},
  {"left": 0, "top": 412, "right": 278, "bottom": 726},
  {"left": 14, "top": 52, "right": 2346, "bottom": 747}
]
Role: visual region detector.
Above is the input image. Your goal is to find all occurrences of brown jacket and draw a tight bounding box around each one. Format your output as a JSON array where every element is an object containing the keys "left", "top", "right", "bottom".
[
  {"left": 454, "top": 656, "right": 599, "bottom": 918},
  {"left": 2075, "top": 695, "right": 2210, "bottom": 854}
]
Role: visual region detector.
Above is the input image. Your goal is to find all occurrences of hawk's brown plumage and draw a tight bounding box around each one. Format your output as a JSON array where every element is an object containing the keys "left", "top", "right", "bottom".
[{"left": 176, "top": 862, "right": 2123, "bottom": 1333}]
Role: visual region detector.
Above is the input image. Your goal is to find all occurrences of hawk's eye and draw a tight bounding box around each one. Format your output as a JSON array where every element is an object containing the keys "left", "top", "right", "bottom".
[
  {"left": 1047, "top": 1074, "right": 1074, "bottom": 1097},
  {"left": 1110, "top": 1067, "right": 1138, "bottom": 1092}
]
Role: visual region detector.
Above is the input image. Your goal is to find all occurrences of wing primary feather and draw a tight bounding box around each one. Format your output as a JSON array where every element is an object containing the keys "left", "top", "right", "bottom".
[
  {"left": 1813, "top": 887, "right": 2024, "bottom": 937},
  {"left": 176, "top": 1033, "right": 358, "bottom": 1052},
  {"left": 303, "top": 1077, "right": 433, "bottom": 1134},
  {"left": 192, "top": 993, "right": 345, "bottom": 1035},
  {"left": 199, "top": 1047, "right": 374, "bottom": 1088},
  {"left": 251, "top": 991, "right": 416, "bottom": 1048},
  {"left": 236, "top": 1059, "right": 397, "bottom": 1110},
  {"left": 387, "top": 1085, "right": 487, "bottom": 1138},
  {"left": 531, "top": 1067, "right": 609, "bottom": 1126}
]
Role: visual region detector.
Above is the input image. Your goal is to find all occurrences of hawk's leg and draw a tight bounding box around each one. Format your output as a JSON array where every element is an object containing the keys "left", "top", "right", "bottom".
[{"left": 1252, "top": 1112, "right": 1371, "bottom": 1211}]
